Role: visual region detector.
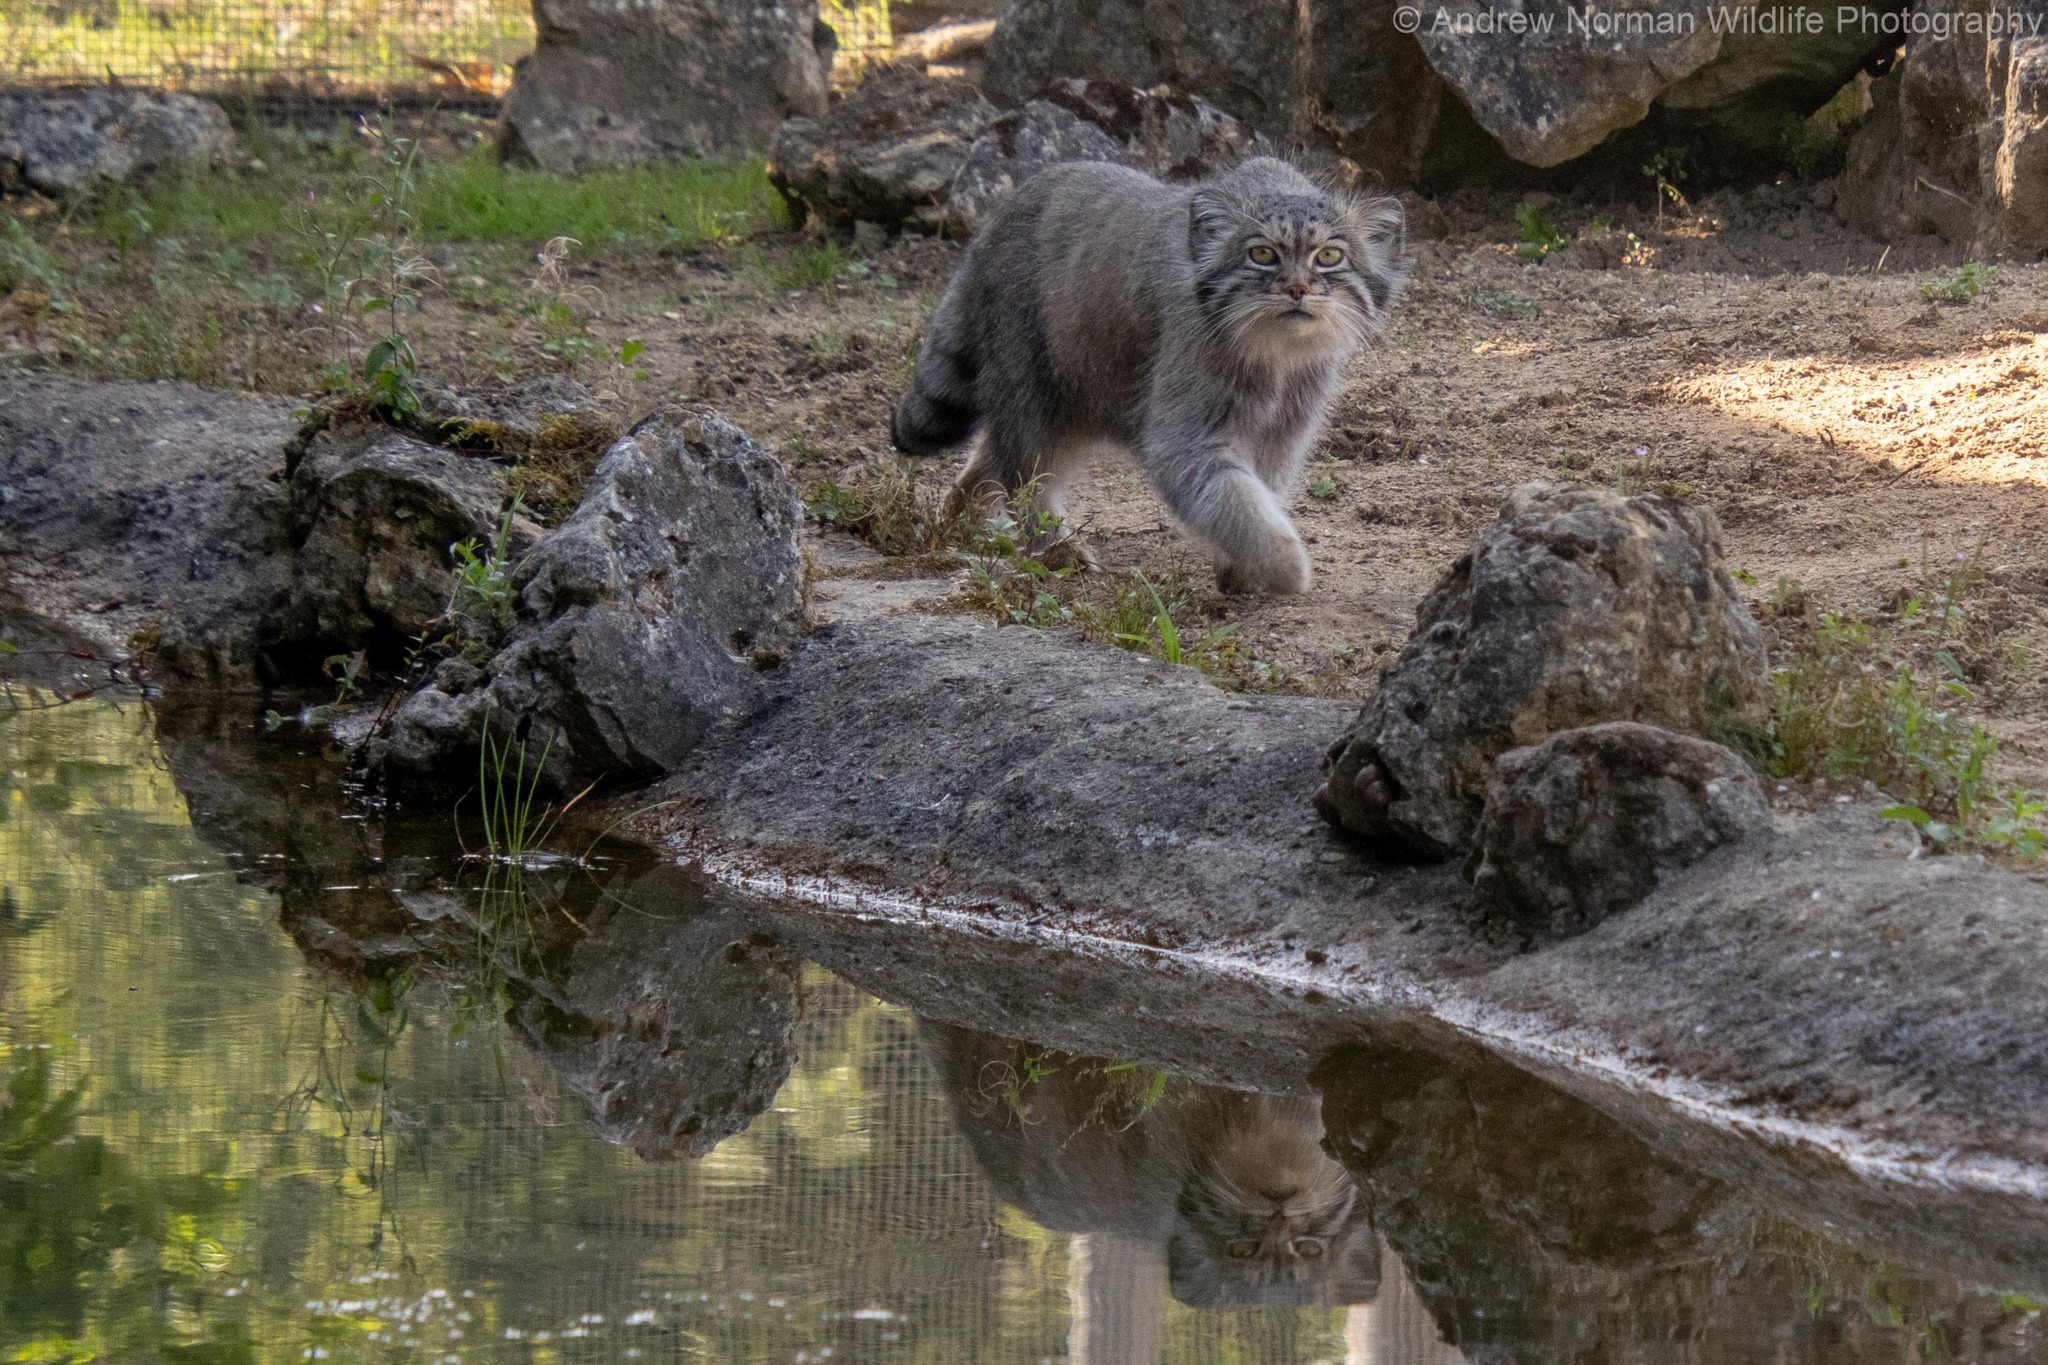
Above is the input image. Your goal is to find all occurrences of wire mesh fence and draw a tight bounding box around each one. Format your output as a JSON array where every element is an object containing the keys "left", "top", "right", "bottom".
[
  {"left": 0, "top": 1, "right": 899, "bottom": 117},
  {"left": 0, "top": 0, "right": 533, "bottom": 110}
]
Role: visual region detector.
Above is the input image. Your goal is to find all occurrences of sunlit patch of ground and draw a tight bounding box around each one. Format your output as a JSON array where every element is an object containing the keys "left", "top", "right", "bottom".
[{"left": 1671, "top": 333, "right": 2048, "bottom": 485}]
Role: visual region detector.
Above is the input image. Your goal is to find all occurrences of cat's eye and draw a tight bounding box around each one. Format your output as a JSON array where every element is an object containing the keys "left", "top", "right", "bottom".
[
  {"left": 1314, "top": 245, "right": 1347, "bottom": 268},
  {"left": 1247, "top": 244, "right": 1280, "bottom": 266},
  {"left": 1292, "top": 1238, "right": 1327, "bottom": 1260},
  {"left": 1226, "top": 1239, "right": 1261, "bottom": 1259}
]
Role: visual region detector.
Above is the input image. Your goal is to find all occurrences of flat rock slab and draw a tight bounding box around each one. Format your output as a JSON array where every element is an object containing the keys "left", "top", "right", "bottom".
[
  {"left": 641, "top": 604, "right": 2048, "bottom": 1189},
  {"left": 648, "top": 610, "right": 1486, "bottom": 979},
  {"left": 0, "top": 376, "right": 300, "bottom": 682}
]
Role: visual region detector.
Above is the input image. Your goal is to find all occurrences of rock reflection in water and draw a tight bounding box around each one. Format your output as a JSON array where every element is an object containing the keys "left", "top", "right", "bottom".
[
  {"left": 1315, "top": 1040, "right": 2048, "bottom": 1364},
  {"left": 156, "top": 697, "right": 807, "bottom": 1160}
]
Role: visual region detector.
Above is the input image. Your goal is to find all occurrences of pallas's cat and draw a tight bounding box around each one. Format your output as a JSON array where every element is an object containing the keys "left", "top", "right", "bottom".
[{"left": 893, "top": 156, "right": 1406, "bottom": 594}]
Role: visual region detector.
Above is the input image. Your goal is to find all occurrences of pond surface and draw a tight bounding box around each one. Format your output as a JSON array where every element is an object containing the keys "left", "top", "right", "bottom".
[{"left": 3, "top": 696, "right": 2047, "bottom": 1364}]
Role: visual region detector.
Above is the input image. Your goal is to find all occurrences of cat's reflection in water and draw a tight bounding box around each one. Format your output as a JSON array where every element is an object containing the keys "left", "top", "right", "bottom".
[
  {"left": 922, "top": 1023, "right": 1380, "bottom": 1313},
  {"left": 1172, "top": 1089, "right": 1379, "bottom": 1308}
]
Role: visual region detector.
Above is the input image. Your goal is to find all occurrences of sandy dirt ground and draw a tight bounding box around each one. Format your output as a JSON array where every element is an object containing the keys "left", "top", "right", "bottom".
[{"left": 489, "top": 180, "right": 2048, "bottom": 782}]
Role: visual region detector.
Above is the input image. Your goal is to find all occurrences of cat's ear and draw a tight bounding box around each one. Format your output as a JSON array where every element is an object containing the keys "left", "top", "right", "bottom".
[
  {"left": 1342, "top": 192, "right": 1406, "bottom": 260},
  {"left": 1189, "top": 187, "right": 1238, "bottom": 261}
]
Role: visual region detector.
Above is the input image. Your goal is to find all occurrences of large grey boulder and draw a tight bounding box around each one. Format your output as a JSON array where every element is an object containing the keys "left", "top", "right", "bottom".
[
  {"left": 771, "top": 64, "right": 1267, "bottom": 236},
  {"left": 274, "top": 423, "right": 524, "bottom": 667},
  {"left": 1465, "top": 722, "right": 1772, "bottom": 947},
  {"left": 771, "top": 63, "right": 1000, "bottom": 234},
  {"left": 1315, "top": 484, "right": 1768, "bottom": 859},
  {"left": 983, "top": 0, "right": 1443, "bottom": 184},
  {"left": 0, "top": 376, "right": 298, "bottom": 686},
  {"left": 1410, "top": 1, "right": 1727, "bottom": 168},
  {"left": 947, "top": 77, "right": 1269, "bottom": 235},
  {"left": 1841, "top": 2, "right": 2048, "bottom": 256},
  {"left": 0, "top": 88, "right": 235, "bottom": 195},
  {"left": 1655, "top": 6, "right": 1907, "bottom": 149},
  {"left": 499, "top": 0, "right": 830, "bottom": 172},
  {"left": 373, "top": 407, "right": 806, "bottom": 792}
]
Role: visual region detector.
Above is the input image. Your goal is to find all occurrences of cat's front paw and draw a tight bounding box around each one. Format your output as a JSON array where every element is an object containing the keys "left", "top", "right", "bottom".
[{"left": 1215, "top": 539, "right": 1311, "bottom": 595}]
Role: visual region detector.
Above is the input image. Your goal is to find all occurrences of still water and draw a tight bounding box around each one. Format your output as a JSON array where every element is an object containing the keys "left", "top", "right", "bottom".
[{"left": 4, "top": 696, "right": 2047, "bottom": 1364}]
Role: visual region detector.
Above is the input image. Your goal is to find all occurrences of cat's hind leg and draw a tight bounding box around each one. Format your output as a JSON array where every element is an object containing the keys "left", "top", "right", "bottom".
[
  {"left": 945, "top": 435, "right": 1011, "bottom": 518},
  {"left": 945, "top": 427, "right": 1099, "bottom": 571},
  {"left": 1024, "top": 439, "right": 1100, "bottom": 571},
  {"left": 1145, "top": 438, "right": 1309, "bottom": 595}
]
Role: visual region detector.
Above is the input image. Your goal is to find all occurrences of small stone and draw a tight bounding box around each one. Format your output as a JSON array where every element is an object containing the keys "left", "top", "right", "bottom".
[{"left": 1465, "top": 722, "right": 1773, "bottom": 947}]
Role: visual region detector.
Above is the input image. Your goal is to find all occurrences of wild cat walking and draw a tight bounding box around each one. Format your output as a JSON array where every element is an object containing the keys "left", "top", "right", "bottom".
[{"left": 891, "top": 156, "right": 1407, "bottom": 595}]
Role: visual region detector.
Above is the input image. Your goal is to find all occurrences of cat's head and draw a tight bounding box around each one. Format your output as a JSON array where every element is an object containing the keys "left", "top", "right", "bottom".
[
  {"left": 1188, "top": 157, "right": 1407, "bottom": 367},
  {"left": 1166, "top": 1094, "right": 1382, "bottom": 1308}
]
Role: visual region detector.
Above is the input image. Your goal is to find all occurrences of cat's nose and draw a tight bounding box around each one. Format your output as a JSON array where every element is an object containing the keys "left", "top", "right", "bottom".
[
  {"left": 1282, "top": 282, "right": 1309, "bottom": 300},
  {"left": 1260, "top": 1184, "right": 1299, "bottom": 1202}
]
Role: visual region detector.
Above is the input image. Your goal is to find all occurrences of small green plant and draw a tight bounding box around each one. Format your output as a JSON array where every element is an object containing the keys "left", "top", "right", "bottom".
[
  {"left": 604, "top": 338, "right": 651, "bottom": 415},
  {"left": 1001, "top": 1052, "right": 1059, "bottom": 1123},
  {"left": 291, "top": 115, "right": 436, "bottom": 415},
  {"left": 323, "top": 649, "right": 367, "bottom": 704},
  {"left": 1779, "top": 113, "right": 1845, "bottom": 181},
  {"left": 476, "top": 718, "right": 560, "bottom": 861},
  {"left": 965, "top": 556, "right": 1239, "bottom": 677},
  {"left": 1768, "top": 612, "right": 1991, "bottom": 806},
  {"left": 1767, "top": 569, "right": 2047, "bottom": 862},
  {"left": 1642, "top": 147, "right": 1691, "bottom": 220},
  {"left": 446, "top": 501, "right": 522, "bottom": 659},
  {"left": 1513, "top": 202, "right": 1566, "bottom": 260},
  {"left": 1308, "top": 475, "right": 1339, "bottom": 501},
  {"left": 1884, "top": 789, "right": 2047, "bottom": 859},
  {"left": 1103, "top": 571, "right": 1237, "bottom": 670},
  {"left": 0, "top": 219, "right": 69, "bottom": 304},
  {"left": 1471, "top": 289, "right": 1539, "bottom": 320},
  {"left": 1920, "top": 263, "right": 1997, "bottom": 304},
  {"left": 1097, "top": 1061, "right": 1171, "bottom": 1131},
  {"left": 362, "top": 333, "right": 421, "bottom": 416}
]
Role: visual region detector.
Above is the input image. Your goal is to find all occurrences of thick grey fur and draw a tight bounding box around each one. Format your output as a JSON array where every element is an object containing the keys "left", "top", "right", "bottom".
[{"left": 892, "top": 157, "right": 1407, "bottom": 593}]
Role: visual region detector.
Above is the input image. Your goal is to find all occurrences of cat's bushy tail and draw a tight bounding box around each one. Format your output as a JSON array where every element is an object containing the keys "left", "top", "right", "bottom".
[{"left": 891, "top": 283, "right": 980, "bottom": 455}]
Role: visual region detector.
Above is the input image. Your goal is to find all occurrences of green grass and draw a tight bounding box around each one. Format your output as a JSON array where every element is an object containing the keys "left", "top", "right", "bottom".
[
  {"left": 411, "top": 153, "right": 785, "bottom": 245},
  {"left": 1764, "top": 562, "right": 2048, "bottom": 862},
  {"left": 1513, "top": 202, "right": 1565, "bottom": 260},
  {"left": 104, "top": 151, "right": 784, "bottom": 248}
]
